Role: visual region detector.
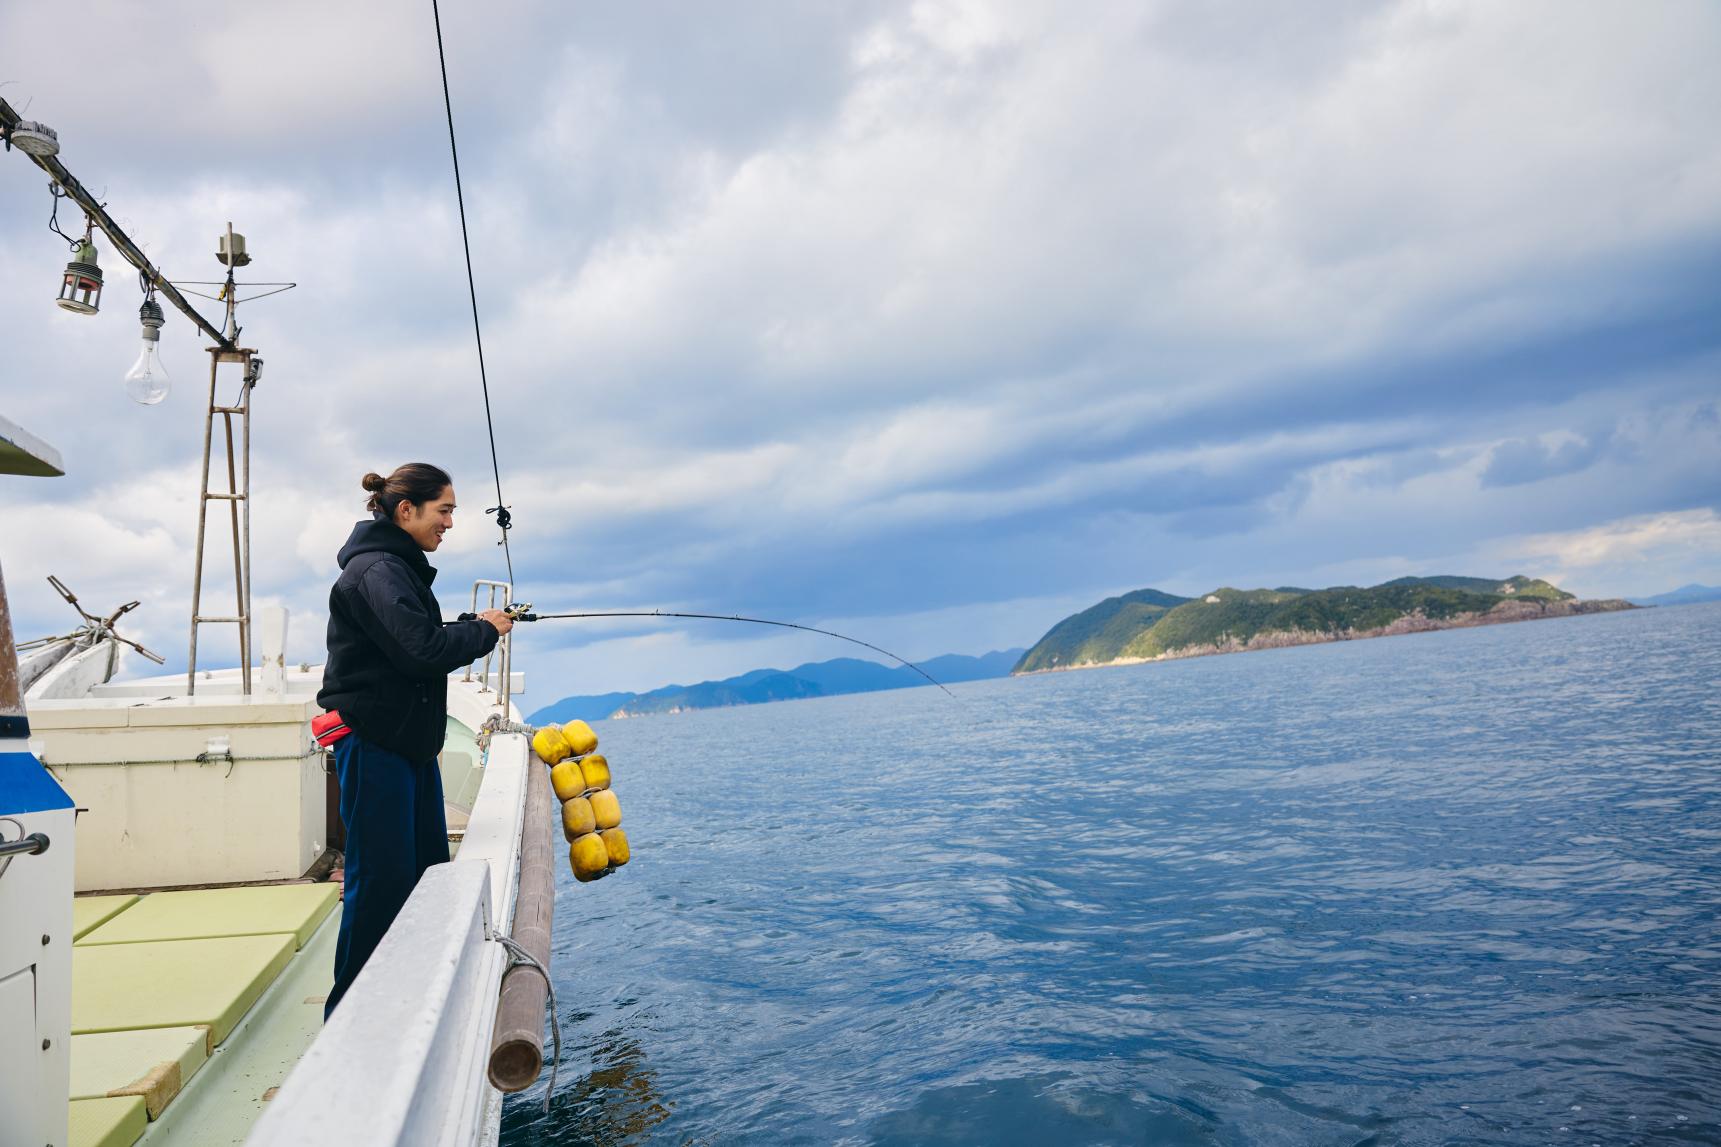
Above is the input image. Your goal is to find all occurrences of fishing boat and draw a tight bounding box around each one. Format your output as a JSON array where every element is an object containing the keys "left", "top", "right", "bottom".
[
  {"left": 3, "top": 456, "right": 547, "bottom": 1147},
  {"left": 1, "top": 92, "right": 556, "bottom": 1147}
]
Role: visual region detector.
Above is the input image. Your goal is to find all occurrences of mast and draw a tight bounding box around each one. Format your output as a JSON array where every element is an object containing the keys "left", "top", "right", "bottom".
[{"left": 3, "top": 98, "right": 289, "bottom": 693}]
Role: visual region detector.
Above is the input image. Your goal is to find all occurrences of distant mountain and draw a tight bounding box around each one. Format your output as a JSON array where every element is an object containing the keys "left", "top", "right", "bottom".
[
  {"left": 1629, "top": 584, "right": 1721, "bottom": 607},
  {"left": 1016, "top": 576, "right": 1625, "bottom": 674},
  {"left": 528, "top": 649, "right": 1024, "bottom": 724}
]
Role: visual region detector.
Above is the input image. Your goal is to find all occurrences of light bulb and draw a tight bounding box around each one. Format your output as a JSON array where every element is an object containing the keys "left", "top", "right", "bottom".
[
  {"left": 124, "top": 338, "right": 171, "bottom": 404},
  {"left": 125, "top": 297, "right": 171, "bottom": 405}
]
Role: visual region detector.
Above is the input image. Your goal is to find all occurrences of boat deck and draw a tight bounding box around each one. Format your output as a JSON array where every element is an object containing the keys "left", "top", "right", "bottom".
[
  {"left": 65, "top": 883, "right": 340, "bottom": 1147},
  {"left": 26, "top": 641, "right": 528, "bottom": 1145}
]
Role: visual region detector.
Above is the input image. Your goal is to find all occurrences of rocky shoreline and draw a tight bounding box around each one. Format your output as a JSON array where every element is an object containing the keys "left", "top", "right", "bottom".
[{"left": 1013, "top": 597, "right": 1637, "bottom": 676}]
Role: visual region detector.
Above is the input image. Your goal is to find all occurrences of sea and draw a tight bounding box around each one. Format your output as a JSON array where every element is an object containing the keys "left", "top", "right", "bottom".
[{"left": 501, "top": 601, "right": 1721, "bottom": 1146}]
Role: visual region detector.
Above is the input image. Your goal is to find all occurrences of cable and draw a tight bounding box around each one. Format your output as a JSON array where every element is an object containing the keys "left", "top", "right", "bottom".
[
  {"left": 432, "top": 0, "right": 515, "bottom": 585},
  {"left": 526, "top": 610, "right": 956, "bottom": 697},
  {"left": 47, "top": 182, "right": 79, "bottom": 249}
]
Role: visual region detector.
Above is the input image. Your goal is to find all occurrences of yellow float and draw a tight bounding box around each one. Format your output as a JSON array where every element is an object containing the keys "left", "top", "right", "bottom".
[
  {"left": 531, "top": 725, "right": 571, "bottom": 765},
  {"left": 588, "top": 788, "right": 622, "bottom": 830},
  {"left": 570, "top": 832, "right": 609, "bottom": 881},
  {"left": 549, "top": 760, "right": 585, "bottom": 802},
  {"left": 579, "top": 756, "right": 611, "bottom": 792},
  {"left": 539, "top": 721, "right": 631, "bottom": 881},
  {"left": 560, "top": 795, "right": 596, "bottom": 840},
  {"left": 560, "top": 719, "right": 599, "bottom": 757}
]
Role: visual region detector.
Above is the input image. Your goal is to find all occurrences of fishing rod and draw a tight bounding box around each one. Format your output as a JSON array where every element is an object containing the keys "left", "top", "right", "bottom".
[{"left": 457, "top": 606, "right": 955, "bottom": 697}]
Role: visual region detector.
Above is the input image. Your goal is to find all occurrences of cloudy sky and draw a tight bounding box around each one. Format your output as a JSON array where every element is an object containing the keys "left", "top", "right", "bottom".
[{"left": 2, "top": 0, "right": 1718, "bottom": 700}]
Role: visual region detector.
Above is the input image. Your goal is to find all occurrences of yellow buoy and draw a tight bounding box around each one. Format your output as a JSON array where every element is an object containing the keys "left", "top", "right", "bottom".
[
  {"left": 589, "top": 788, "right": 622, "bottom": 830},
  {"left": 561, "top": 719, "right": 599, "bottom": 757},
  {"left": 570, "top": 832, "right": 609, "bottom": 879},
  {"left": 531, "top": 725, "right": 571, "bottom": 765},
  {"left": 549, "top": 760, "right": 585, "bottom": 802},
  {"left": 561, "top": 796, "right": 596, "bottom": 840},
  {"left": 579, "top": 756, "right": 611, "bottom": 792},
  {"left": 600, "top": 827, "right": 630, "bottom": 866}
]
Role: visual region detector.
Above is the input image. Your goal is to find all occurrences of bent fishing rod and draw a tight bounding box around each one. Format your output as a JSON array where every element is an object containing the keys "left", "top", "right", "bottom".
[{"left": 457, "top": 606, "right": 955, "bottom": 697}]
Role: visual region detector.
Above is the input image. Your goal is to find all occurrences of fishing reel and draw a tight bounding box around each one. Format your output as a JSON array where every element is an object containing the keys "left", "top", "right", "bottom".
[{"left": 457, "top": 601, "right": 538, "bottom": 623}]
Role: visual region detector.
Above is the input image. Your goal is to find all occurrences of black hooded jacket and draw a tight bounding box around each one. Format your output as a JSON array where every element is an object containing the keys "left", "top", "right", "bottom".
[{"left": 317, "top": 518, "right": 500, "bottom": 762}]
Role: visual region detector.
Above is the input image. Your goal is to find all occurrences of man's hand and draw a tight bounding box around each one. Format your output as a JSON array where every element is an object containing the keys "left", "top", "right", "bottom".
[{"left": 478, "top": 608, "right": 515, "bottom": 636}]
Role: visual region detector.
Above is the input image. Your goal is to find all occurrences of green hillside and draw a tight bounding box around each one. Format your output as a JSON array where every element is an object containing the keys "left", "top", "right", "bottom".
[
  {"left": 1015, "top": 575, "right": 1583, "bottom": 672},
  {"left": 1377, "top": 574, "right": 1572, "bottom": 601},
  {"left": 1120, "top": 588, "right": 1301, "bottom": 660},
  {"left": 1012, "top": 588, "right": 1192, "bottom": 672}
]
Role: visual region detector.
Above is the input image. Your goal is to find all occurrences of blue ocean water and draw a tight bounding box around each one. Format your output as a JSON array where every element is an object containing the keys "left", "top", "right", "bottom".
[{"left": 501, "top": 602, "right": 1721, "bottom": 1146}]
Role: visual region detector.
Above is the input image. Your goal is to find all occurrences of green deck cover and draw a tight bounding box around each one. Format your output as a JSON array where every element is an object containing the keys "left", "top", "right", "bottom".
[
  {"left": 77, "top": 883, "right": 340, "bottom": 950},
  {"left": 72, "top": 895, "right": 140, "bottom": 942},
  {"left": 70, "top": 1026, "right": 209, "bottom": 1119},
  {"left": 72, "top": 934, "right": 296, "bottom": 1049},
  {"left": 68, "top": 1095, "right": 147, "bottom": 1147}
]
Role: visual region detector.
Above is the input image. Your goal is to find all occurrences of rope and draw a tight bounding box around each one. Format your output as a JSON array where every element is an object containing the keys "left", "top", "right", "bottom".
[
  {"left": 530, "top": 610, "right": 956, "bottom": 697},
  {"left": 475, "top": 713, "right": 534, "bottom": 755},
  {"left": 431, "top": 0, "right": 515, "bottom": 586},
  {"left": 492, "top": 933, "right": 562, "bottom": 1114}
]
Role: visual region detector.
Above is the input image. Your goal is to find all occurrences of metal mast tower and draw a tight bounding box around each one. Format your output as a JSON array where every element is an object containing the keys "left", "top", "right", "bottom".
[
  {"left": 187, "top": 225, "right": 263, "bottom": 696},
  {"left": 1, "top": 97, "right": 291, "bottom": 694}
]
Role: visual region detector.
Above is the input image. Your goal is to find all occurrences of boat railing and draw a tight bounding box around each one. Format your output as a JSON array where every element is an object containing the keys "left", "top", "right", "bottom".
[
  {"left": 464, "top": 579, "right": 514, "bottom": 713},
  {"left": 249, "top": 728, "right": 534, "bottom": 1145}
]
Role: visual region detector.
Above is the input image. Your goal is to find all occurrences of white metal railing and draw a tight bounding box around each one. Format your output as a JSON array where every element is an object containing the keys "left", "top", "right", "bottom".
[
  {"left": 463, "top": 579, "right": 514, "bottom": 713},
  {"left": 248, "top": 730, "right": 532, "bottom": 1146}
]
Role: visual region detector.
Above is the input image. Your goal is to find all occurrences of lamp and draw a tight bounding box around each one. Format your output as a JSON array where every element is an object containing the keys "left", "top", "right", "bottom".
[
  {"left": 7, "top": 120, "right": 60, "bottom": 158},
  {"left": 124, "top": 296, "right": 170, "bottom": 405},
  {"left": 56, "top": 237, "right": 103, "bottom": 314}
]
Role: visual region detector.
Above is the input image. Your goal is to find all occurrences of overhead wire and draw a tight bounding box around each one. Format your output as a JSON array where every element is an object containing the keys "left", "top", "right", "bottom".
[{"left": 431, "top": 0, "right": 515, "bottom": 584}]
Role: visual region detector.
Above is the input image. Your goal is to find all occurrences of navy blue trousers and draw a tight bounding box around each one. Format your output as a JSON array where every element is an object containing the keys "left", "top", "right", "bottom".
[{"left": 325, "top": 733, "right": 448, "bottom": 1019}]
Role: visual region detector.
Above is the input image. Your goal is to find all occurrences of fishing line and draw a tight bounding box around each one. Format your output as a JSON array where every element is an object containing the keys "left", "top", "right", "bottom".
[
  {"left": 432, "top": 0, "right": 515, "bottom": 584},
  {"left": 523, "top": 610, "right": 955, "bottom": 697},
  {"left": 427, "top": 17, "right": 947, "bottom": 702}
]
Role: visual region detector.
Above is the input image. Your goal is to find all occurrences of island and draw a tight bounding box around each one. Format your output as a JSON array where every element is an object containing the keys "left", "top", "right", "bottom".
[{"left": 1014, "top": 575, "right": 1634, "bottom": 675}]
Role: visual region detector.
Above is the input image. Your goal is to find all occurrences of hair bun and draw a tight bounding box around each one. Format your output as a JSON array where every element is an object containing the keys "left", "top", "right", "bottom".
[{"left": 361, "top": 472, "right": 387, "bottom": 493}]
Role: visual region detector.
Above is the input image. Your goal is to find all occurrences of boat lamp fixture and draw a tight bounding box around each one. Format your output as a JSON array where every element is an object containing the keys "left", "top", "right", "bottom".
[
  {"left": 56, "top": 235, "right": 103, "bottom": 315},
  {"left": 124, "top": 291, "right": 171, "bottom": 405},
  {"left": 5, "top": 119, "right": 61, "bottom": 158}
]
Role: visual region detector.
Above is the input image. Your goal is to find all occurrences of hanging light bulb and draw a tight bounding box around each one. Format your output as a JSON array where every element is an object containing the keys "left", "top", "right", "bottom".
[{"left": 124, "top": 297, "right": 171, "bottom": 405}]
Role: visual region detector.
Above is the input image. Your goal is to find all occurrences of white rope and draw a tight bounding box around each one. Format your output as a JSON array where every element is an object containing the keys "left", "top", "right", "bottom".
[
  {"left": 475, "top": 714, "right": 534, "bottom": 755},
  {"left": 492, "top": 932, "right": 562, "bottom": 1114}
]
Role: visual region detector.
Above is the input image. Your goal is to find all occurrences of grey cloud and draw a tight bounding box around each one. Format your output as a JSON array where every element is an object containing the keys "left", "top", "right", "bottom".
[
  {"left": 6, "top": 0, "right": 1721, "bottom": 699},
  {"left": 1482, "top": 432, "right": 1610, "bottom": 488}
]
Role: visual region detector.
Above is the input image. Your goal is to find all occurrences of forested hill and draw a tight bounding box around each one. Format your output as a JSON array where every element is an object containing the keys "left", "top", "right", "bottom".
[{"left": 1013, "top": 576, "right": 1628, "bottom": 674}]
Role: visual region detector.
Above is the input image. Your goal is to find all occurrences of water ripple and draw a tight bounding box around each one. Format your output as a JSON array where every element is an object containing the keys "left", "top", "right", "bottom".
[{"left": 505, "top": 603, "right": 1721, "bottom": 1145}]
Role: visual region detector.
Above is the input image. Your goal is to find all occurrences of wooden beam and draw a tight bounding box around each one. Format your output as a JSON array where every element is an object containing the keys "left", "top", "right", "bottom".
[{"left": 487, "top": 741, "right": 557, "bottom": 1091}]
